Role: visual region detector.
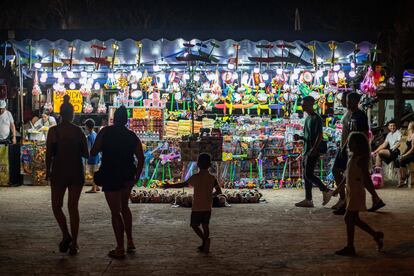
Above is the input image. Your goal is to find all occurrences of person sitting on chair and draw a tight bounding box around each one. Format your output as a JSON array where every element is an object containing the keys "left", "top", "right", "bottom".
[
  {"left": 398, "top": 121, "right": 414, "bottom": 188},
  {"left": 372, "top": 119, "right": 401, "bottom": 169}
]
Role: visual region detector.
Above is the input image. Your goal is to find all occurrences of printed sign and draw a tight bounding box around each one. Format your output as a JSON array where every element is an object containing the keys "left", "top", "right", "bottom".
[
  {"left": 133, "top": 108, "right": 147, "bottom": 119},
  {"left": 53, "top": 90, "right": 83, "bottom": 113},
  {"left": 149, "top": 108, "right": 162, "bottom": 118},
  {"left": 0, "top": 145, "right": 9, "bottom": 186}
]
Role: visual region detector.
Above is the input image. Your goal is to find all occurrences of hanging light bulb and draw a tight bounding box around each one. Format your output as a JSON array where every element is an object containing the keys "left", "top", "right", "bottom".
[
  {"left": 194, "top": 74, "right": 200, "bottom": 82},
  {"left": 324, "top": 76, "right": 329, "bottom": 82},
  {"left": 79, "top": 77, "right": 86, "bottom": 85},
  {"left": 130, "top": 70, "right": 138, "bottom": 77},
  {"left": 351, "top": 62, "right": 356, "bottom": 69},
  {"left": 69, "top": 82, "right": 76, "bottom": 90},
  {"left": 34, "top": 62, "right": 42, "bottom": 69},
  {"left": 131, "top": 90, "right": 142, "bottom": 99},
  {"left": 53, "top": 83, "right": 59, "bottom": 90},
  {"left": 131, "top": 83, "right": 138, "bottom": 90},
  {"left": 153, "top": 64, "right": 161, "bottom": 71},
  {"left": 241, "top": 73, "right": 249, "bottom": 85},
  {"left": 349, "top": 70, "right": 356, "bottom": 78},
  {"left": 207, "top": 72, "right": 215, "bottom": 81},
  {"left": 276, "top": 68, "right": 283, "bottom": 75},
  {"left": 158, "top": 73, "right": 166, "bottom": 83},
  {"left": 183, "top": 73, "right": 190, "bottom": 80},
  {"left": 91, "top": 72, "right": 98, "bottom": 79},
  {"left": 259, "top": 82, "right": 265, "bottom": 88},
  {"left": 232, "top": 72, "right": 238, "bottom": 80},
  {"left": 87, "top": 78, "right": 94, "bottom": 85},
  {"left": 262, "top": 73, "right": 269, "bottom": 81},
  {"left": 136, "top": 71, "right": 143, "bottom": 79},
  {"left": 94, "top": 82, "right": 100, "bottom": 90},
  {"left": 337, "top": 71, "right": 345, "bottom": 79},
  {"left": 294, "top": 68, "right": 301, "bottom": 74},
  {"left": 58, "top": 76, "right": 65, "bottom": 84},
  {"left": 227, "top": 63, "right": 235, "bottom": 70},
  {"left": 80, "top": 71, "right": 88, "bottom": 78},
  {"left": 53, "top": 72, "right": 61, "bottom": 79},
  {"left": 41, "top": 72, "right": 48, "bottom": 80},
  {"left": 315, "top": 70, "right": 324, "bottom": 78},
  {"left": 66, "top": 70, "right": 75, "bottom": 78},
  {"left": 40, "top": 77, "right": 47, "bottom": 83},
  {"left": 253, "top": 67, "right": 260, "bottom": 73},
  {"left": 333, "top": 64, "right": 341, "bottom": 71}
]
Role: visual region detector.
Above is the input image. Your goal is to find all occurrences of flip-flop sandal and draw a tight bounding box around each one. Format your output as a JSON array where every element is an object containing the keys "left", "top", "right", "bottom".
[
  {"left": 68, "top": 246, "right": 79, "bottom": 256},
  {"left": 375, "top": 232, "right": 384, "bottom": 252},
  {"left": 85, "top": 190, "right": 98, "bottom": 193},
  {"left": 108, "top": 249, "right": 126, "bottom": 259},
  {"left": 202, "top": 238, "right": 210, "bottom": 254},
  {"left": 59, "top": 236, "right": 72, "bottom": 253},
  {"left": 126, "top": 243, "right": 136, "bottom": 253}
]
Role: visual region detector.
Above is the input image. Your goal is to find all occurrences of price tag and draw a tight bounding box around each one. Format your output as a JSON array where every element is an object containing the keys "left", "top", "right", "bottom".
[{"left": 149, "top": 108, "right": 162, "bottom": 118}]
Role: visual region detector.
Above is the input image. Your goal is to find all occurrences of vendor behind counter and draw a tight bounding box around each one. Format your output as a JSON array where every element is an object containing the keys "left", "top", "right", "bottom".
[{"left": 26, "top": 110, "right": 57, "bottom": 141}]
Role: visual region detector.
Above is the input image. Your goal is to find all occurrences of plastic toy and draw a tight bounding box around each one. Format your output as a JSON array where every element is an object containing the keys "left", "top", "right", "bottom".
[{"left": 371, "top": 167, "right": 384, "bottom": 189}]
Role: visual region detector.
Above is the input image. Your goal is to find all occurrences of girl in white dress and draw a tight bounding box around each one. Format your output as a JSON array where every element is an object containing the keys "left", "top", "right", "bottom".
[{"left": 336, "top": 132, "right": 384, "bottom": 256}]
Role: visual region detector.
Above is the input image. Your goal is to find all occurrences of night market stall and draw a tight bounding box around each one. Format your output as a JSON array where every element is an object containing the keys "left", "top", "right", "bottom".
[{"left": 3, "top": 33, "right": 384, "bottom": 190}]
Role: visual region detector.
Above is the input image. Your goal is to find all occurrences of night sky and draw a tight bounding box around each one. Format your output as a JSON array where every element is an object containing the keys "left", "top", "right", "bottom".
[{"left": 0, "top": 0, "right": 412, "bottom": 32}]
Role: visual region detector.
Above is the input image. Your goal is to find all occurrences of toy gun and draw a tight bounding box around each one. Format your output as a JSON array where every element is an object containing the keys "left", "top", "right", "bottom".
[
  {"left": 160, "top": 152, "right": 181, "bottom": 165},
  {"left": 222, "top": 152, "right": 248, "bottom": 161}
]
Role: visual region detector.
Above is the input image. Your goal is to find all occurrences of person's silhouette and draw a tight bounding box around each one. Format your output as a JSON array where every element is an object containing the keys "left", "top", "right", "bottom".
[
  {"left": 46, "top": 95, "right": 89, "bottom": 255},
  {"left": 91, "top": 106, "right": 144, "bottom": 259}
]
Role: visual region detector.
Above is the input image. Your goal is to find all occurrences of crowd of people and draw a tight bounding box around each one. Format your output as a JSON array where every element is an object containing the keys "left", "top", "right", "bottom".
[{"left": 44, "top": 92, "right": 411, "bottom": 259}]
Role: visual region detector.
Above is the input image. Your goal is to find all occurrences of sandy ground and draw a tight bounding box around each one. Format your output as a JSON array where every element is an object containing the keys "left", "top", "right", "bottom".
[{"left": 0, "top": 185, "right": 414, "bottom": 275}]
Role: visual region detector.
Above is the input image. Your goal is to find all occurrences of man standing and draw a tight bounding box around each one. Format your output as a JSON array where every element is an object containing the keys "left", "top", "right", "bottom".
[
  {"left": 331, "top": 92, "right": 385, "bottom": 215},
  {"left": 295, "top": 96, "right": 333, "bottom": 208},
  {"left": 372, "top": 120, "right": 401, "bottom": 168},
  {"left": 0, "top": 100, "right": 16, "bottom": 145}
]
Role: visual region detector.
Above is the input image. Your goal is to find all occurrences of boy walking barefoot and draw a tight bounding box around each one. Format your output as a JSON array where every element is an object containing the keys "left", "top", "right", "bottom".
[
  {"left": 335, "top": 132, "right": 384, "bottom": 256},
  {"left": 164, "top": 153, "right": 222, "bottom": 253}
]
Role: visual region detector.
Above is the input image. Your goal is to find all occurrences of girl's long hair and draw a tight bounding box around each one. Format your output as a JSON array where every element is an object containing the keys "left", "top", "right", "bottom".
[
  {"left": 348, "top": 131, "right": 371, "bottom": 172},
  {"left": 407, "top": 121, "right": 414, "bottom": 138}
]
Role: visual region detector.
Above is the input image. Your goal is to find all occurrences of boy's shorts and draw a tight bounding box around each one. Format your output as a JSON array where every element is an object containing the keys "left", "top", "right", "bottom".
[
  {"left": 87, "top": 164, "right": 99, "bottom": 175},
  {"left": 190, "top": 211, "right": 211, "bottom": 226}
]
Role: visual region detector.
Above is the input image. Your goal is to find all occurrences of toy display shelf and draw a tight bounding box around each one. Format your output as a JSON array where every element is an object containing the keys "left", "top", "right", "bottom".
[{"left": 108, "top": 106, "right": 164, "bottom": 141}]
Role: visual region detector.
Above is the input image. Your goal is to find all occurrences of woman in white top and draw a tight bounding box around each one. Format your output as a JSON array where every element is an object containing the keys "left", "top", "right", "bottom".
[{"left": 33, "top": 110, "right": 57, "bottom": 141}]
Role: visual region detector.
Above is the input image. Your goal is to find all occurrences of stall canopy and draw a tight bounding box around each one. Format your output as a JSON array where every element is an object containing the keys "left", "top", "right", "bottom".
[{"left": 8, "top": 38, "right": 374, "bottom": 74}]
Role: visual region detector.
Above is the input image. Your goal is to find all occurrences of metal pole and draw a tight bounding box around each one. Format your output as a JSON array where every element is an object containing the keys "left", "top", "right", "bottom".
[{"left": 14, "top": 45, "right": 24, "bottom": 139}]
